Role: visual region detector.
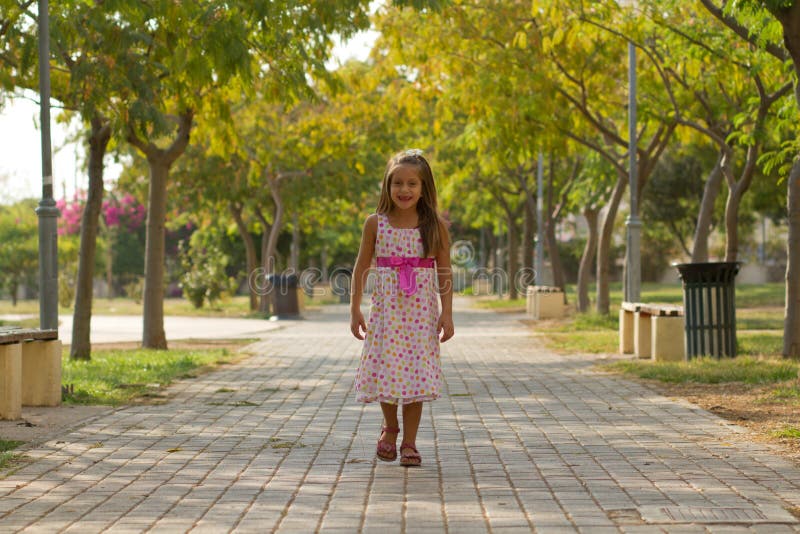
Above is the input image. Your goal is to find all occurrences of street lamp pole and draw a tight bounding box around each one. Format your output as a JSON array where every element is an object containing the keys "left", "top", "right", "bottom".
[
  {"left": 36, "top": 0, "right": 59, "bottom": 330},
  {"left": 625, "top": 40, "right": 642, "bottom": 303}
]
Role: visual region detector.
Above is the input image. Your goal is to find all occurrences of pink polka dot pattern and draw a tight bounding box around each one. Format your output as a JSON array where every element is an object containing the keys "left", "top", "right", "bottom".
[{"left": 354, "top": 213, "right": 441, "bottom": 405}]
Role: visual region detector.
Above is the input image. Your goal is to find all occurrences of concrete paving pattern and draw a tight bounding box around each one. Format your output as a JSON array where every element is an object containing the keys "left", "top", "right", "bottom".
[{"left": 1, "top": 303, "right": 799, "bottom": 533}]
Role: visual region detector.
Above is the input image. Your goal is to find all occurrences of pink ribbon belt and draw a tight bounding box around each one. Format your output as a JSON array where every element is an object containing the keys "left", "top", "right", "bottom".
[{"left": 376, "top": 256, "right": 435, "bottom": 296}]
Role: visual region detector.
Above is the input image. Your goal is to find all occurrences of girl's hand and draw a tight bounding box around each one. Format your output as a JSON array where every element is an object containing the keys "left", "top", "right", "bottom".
[
  {"left": 437, "top": 313, "right": 454, "bottom": 342},
  {"left": 351, "top": 310, "right": 367, "bottom": 340}
]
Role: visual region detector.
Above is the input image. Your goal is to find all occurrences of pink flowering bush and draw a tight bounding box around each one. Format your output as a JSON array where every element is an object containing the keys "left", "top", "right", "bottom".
[
  {"left": 103, "top": 193, "right": 146, "bottom": 231},
  {"left": 56, "top": 194, "right": 85, "bottom": 236},
  {"left": 57, "top": 192, "right": 146, "bottom": 236}
]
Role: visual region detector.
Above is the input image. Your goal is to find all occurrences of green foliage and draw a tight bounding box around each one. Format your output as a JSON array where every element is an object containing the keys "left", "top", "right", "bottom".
[
  {"left": 58, "top": 270, "right": 75, "bottom": 308},
  {"left": 178, "top": 237, "right": 236, "bottom": 309},
  {"left": 643, "top": 146, "right": 718, "bottom": 256},
  {"left": 61, "top": 346, "right": 238, "bottom": 405},
  {"left": 0, "top": 200, "right": 38, "bottom": 303},
  {"left": 123, "top": 277, "right": 144, "bottom": 303}
]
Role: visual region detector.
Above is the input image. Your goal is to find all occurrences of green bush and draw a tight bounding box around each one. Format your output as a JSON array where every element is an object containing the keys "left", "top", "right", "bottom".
[{"left": 178, "top": 240, "right": 234, "bottom": 309}]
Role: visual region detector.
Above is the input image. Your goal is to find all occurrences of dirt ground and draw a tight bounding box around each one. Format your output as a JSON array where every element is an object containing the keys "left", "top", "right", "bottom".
[{"left": 633, "top": 377, "right": 800, "bottom": 467}]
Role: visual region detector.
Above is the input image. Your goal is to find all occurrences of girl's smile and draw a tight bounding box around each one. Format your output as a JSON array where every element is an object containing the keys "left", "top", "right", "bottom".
[{"left": 390, "top": 165, "right": 423, "bottom": 209}]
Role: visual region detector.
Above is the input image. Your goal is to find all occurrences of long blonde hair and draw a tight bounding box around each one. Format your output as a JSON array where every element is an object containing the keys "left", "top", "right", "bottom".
[{"left": 377, "top": 150, "right": 448, "bottom": 257}]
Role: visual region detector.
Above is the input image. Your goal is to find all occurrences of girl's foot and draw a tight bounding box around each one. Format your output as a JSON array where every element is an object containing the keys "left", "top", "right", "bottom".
[
  {"left": 399, "top": 442, "right": 421, "bottom": 467},
  {"left": 376, "top": 426, "right": 399, "bottom": 462}
]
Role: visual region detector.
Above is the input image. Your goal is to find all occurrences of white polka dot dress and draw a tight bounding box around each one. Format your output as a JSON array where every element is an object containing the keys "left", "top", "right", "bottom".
[{"left": 354, "top": 213, "right": 442, "bottom": 405}]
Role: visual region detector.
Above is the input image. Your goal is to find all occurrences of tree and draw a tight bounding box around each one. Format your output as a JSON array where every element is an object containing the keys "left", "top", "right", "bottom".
[
  {"left": 0, "top": 200, "right": 39, "bottom": 305},
  {"left": 699, "top": 0, "right": 800, "bottom": 357},
  {"left": 103, "top": 0, "right": 402, "bottom": 346}
]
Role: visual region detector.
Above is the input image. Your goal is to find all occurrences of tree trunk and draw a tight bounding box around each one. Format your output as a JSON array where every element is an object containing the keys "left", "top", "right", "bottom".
[
  {"left": 70, "top": 117, "right": 111, "bottom": 360},
  {"left": 127, "top": 110, "right": 193, "bottom": 349},
  {"left": 596, "top": 173, "right": 627, "bottom": 314},
  {"left": 255, "top": 208, "right": 271, "bottom": 314},
  {"left": 780, "top": 6, "right": 800, "bottom": 357},
  {"left": 545, "top": 155, "right": 566, "bottom": 294},
  {"left": 262, "top": 176, "right": 284, "bottom": 314},
  {"left": 10, "top": 282, "right": 18, "bottom": 306},
  {"left": 784, "top": 155, "right": 800, "bottom": 358},
  {"left": 230, "top": 202, "right": 258, "bottom": 311},
  {"left": 321, "top": 246, "right": 329, "bottom": 282},
  {"left": 577, "top": 207, "right": 598, "bottom": 313},
  {"left": 692, "top": 154, "right": 724, "bottom": 262},
  {"left": 290, "top": 212, "right": 300, "bottom": 273},
  {"left": 523, "top": 194, "right": 534, "bottom": 273},
  {"left": 723, "top": 186, "right": 744, "bottom": 262},
  {"left": 141, "top": 158, "right": 169, "bottom": 349},
  {"left": 545, "top": 218, "right": 565, "bottom": 291},
  {"left": 506, "top": 212, "right": 519, "bottom": 299}
]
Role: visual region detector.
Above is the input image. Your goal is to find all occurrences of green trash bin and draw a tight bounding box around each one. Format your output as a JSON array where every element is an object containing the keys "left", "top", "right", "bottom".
[{"left": 674, "top": 262, "right": 740, "bottom": 358}]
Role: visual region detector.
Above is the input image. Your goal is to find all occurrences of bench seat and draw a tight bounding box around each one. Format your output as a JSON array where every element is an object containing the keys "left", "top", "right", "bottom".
[
  {"left": 619, "top": 302, "right": 686, "bottom": 362},
  {"left": 0, "top": 327, "right": 61, "bottom": 420}
]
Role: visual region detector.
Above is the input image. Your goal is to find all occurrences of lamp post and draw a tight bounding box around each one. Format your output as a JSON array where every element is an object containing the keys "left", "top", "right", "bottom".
[
  {"left": 624, "top": 39, "right": 642, "bottom": 303},
  {"left": 36, "top": 0, "right": 59, "bottom": 330}
]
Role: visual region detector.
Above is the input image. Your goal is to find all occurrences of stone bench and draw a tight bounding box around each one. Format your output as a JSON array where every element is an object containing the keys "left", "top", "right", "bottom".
[
  {"left": 0, "top": 327, "right": 61, "bottom": 420},
  {"left": 526, "top": 285, "right": 566, "bottom": 320},
  {"left": 619, "top": 302, "right": 685, "bottom": 362}
]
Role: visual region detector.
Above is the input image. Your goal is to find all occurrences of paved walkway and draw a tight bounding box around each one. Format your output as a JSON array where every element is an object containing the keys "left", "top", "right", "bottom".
[
  {"left": 2, "top": 302, "right": 800, "bottom": 533},
  {"left": 0, "top": 314, "right": 284, "bottom": 345}
]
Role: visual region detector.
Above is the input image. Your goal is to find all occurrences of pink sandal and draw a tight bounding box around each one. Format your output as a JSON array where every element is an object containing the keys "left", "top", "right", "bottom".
[
  {"left": 376, "top": 426, "right": 399, "bottom": 462},
  {"left": 399, "top": 442, "right": 421, "bottom": 467}
]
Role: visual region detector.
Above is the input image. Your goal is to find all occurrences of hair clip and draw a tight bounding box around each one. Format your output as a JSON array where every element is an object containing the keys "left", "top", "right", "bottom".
[{"left": 404, "top": 148, "right": 423, "bottom": 157}]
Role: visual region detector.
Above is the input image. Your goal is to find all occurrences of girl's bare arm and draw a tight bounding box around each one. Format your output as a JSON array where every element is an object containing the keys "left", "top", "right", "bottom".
[
  {"left": 435, "top": 222, "right": 454, "bottom": 342},
  {"left": 350, "top": 214, "right": 378, "bottom": 339}
]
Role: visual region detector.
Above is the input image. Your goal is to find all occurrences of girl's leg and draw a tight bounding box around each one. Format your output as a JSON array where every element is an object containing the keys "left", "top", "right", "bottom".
[
  {"left": 400, "top": 402, "right": 423, "bottom": 465},
  {"left": 380, "top": 402, "right": 399, "bottom": 443}
]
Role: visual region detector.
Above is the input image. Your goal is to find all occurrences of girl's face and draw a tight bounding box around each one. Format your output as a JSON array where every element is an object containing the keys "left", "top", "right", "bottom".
[{"left": 389, "top": 164, "right": 423, "bottom": 210}]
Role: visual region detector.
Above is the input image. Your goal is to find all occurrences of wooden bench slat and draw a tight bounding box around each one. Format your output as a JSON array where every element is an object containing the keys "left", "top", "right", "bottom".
[
  {"left": 0, "top": 328, "right": 58, "bottom": 345},
  {"left": 639, "top": 304, "right": 684, "bottom": 317},
  {"left": 622, "top": 301, "right": 684, "bottom": 316},
  {"left": 621, "top": 301, "right": 643, "bottom": 312}
]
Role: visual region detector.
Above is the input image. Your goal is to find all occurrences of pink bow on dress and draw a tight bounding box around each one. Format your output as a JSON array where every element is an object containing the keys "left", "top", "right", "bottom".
[{"left": 376, "top": 256, "right": 436, "bottom": 296}]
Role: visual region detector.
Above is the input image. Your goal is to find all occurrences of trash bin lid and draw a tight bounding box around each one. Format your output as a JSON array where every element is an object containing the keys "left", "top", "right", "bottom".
[{"left": 672, "top": 261, "right": 740, "bottom": 283}]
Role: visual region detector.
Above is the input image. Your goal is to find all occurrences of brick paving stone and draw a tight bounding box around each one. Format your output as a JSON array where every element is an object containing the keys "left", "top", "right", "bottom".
[{"left": 2, "top": 302, "right": 800, "bottom": 532}]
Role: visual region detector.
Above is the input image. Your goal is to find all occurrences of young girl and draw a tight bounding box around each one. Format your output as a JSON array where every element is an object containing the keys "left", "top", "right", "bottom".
[{"left": 350, "top": 149, "right": 454, "bottom": 467}]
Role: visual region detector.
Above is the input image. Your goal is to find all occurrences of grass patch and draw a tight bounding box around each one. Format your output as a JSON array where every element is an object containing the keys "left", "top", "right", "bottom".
[
  {"left": 544, "top": 331, "right": 619, "bottom": 354},
  {"left": 62, "top": 346, "right": 240, "bottom": 405},
  {"left": 738, "top": 332, "right": 785, "bottom": 356},
  {"left": 772, "top": 427, "right": 800, "bottom": 439},
  {"left": 0, "top": 440, "right": 23, "bottom": 453},
  {"left": 269, "top": 438, "right": 306, "bottom": 450},
  {"left": 764, "top": 384, "right": 800, "bottom": 402},
  {"left": 602, "top": 356, "right": 798, "bottom": 385},
  {"left": 737, "top": 308, "right": 784, "bottom": 330},
  {"left": 473, "top": 298, "right": 525, "bottom": 310},
  {"left": 0, "top": 296, "right": 256, "bottom": 318},
  {"left": 0, "top": 440, "right": 24, "bottom": 471}
]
